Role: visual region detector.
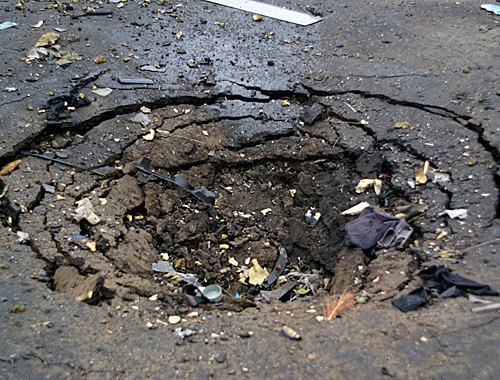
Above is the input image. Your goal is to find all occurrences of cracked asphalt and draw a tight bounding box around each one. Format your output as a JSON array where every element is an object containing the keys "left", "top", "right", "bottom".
[{"left": 1, "top": 0, "right": 500, "bottom": 379}]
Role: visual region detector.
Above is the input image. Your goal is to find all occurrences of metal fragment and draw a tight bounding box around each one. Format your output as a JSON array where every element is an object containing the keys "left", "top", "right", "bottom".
[
  {"left": 118, "top": 77, "right": 154, "bottom": 85},
  {"left": 203, "top": 0, "right": 322, "bottom": 26},
  {"left": 282, "top": 325, "right": 301, "bottom": 340},
  {"left": 261, "top": 246, "right": 287, "bottom": 289}
]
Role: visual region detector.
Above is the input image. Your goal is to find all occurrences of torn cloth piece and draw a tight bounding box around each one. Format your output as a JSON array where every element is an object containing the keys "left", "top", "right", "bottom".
[
  {"left": 418, "top": 265, "right": 499, "bottom": 296},
  {"left": 344, "top": 208, "right": 413, "bottom": 254},
  {"left": 392, "top": 266, "right": 499, "bottom": 312},
  {"left": 392, "top": 287, "right": 428, "bottom": 312}
]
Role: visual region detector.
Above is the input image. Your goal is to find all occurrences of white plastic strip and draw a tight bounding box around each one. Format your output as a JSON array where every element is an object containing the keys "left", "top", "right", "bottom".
[{"left": 203, "top": 0, "right": 323, "bottom": 26}]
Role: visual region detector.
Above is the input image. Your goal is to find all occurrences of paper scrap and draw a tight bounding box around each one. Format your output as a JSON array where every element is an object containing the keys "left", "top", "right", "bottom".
[{"left": 203, "top": 0, "right": 322, "bottom": 26}]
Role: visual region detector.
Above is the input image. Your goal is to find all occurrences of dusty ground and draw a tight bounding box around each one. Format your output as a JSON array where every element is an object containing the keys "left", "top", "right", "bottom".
[{"left": 1, "top": 0, "right": 500, "bottom": 378}]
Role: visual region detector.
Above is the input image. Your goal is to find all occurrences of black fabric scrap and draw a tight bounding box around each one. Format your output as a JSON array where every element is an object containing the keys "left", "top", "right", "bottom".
[
  {"left": 344, "top": 208, "right": 413, "bottom": 254},
  {"left": 418, "top": 265, "right": 499, "bottom": 296},
  {"left": 393, "top": 266, "right": 499, "bottom": 312},
  {"left": 392, "top": 287, "right": 428, "bottom": 312}
]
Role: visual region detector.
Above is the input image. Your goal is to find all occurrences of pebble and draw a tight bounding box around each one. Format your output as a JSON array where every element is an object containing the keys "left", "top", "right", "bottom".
[
  {"left": 215, "top": 353, "right": 227, "bottom": 363},
  {"left": 168, "top": 315, "right": 181, "bottom": 325}
]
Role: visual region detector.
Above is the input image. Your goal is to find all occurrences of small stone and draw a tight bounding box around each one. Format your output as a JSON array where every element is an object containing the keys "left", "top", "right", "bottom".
[
  {"left": 94, "top": 56, "right": 106, "bottom": 64},
  {"left": 307, "top": 353, "right": 317, "bottom": 360},
  {"left": 148, "top": 294, "right": 158, "bottom": 301},
  {"left": 467, "top": 158, "right": 478, "bottom": 166},
  {"left": 215, "top": 353, "right": 227, "bottom": 363},
  {"left": 168, "top": 315, "right": 181, "bottom": 325},
  {"left": 9, "top": 306, "right": 26, "bottom": 313}
]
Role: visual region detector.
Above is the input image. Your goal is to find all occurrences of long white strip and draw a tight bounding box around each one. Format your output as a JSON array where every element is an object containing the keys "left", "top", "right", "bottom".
[{"left": 203, "top": 0, "right": 322, "bottom": 26}]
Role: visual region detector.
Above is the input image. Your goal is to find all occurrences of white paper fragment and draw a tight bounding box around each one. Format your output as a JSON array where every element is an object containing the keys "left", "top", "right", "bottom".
[
  {"left": 203, "top": 0, "right": 322, "bottom": 26},
  {"left": 74, "top": 198, "right": 100, "bottom": 225},
  {"left": 152, "top": 261, "right": 200, "bottom": 286},
  {"left": 341, "top": 202, "right": 370, "bottom": 215},
  {"left": 31, "top": 20, "right": 44, "bottom": 28},
  {"left": 472, "top": 303, "right": 500, "bottom": 313},
  {"left": 17, "top": 231, "right": 30, "bottom": 243},
  {"left": 469, "top": 295, "right": 492, "bottom": 304},
  {"left": 443, "top": 209, "right": 468, "bottom": 219},
  {"left": 0, "top": 22, "right": 18, "bottom": 30},
  {"left": 91, "top": 87, "right": 113, "bottom": 97}
]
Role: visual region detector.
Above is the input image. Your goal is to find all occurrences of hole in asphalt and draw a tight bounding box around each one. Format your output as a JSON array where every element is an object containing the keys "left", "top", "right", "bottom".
[{"left": 0, "top": 95, "right": 431, "bottom": 312}]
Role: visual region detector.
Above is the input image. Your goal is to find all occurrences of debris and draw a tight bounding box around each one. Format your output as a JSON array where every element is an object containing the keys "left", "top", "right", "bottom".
[
  {"left": 260, "top": 280, "right": 297, "bottom": 301},
  {"left": 261, "top": 246, "right": 287, "bottom": 289},
  {"left": 71, "top": 233, "right": 97, "bottom": 252},
  {"left": 74, "top": 198, "right": 100, "bottom": 225},
  {"left": 140, "top": 106, "right": 151, "bottom": 114},
  {"left": 174, "top": 327, "right": 197, "bottom": 339},
  {"left": 91, "top": 87, "right": 113, "bottom": 97},
  {"left": 130, "top": 112, "right": 151, "bottom": 127},
  {"left": 54, "top": 28, "right": 67, "bottom": 33},
  {"left": 392, "top": 287, "right": 428, "bottom": 312},
  {"left": 183, "top": 284, "right": 207, "bottom": 307},
  {"left": 481, "top": 4, "right": 500, "bottom": 15},
  {"left": 0, "top": 22, "right": 18, "bottom": 30},
  {"left": 322, "top": 288, "right": 356, "bottom": 320},
  {"left": 393, "top": 265, "right": 499, "bottom": 312},
  {"left": 42, "top": 184, "right": 56, "bottom": 193},
  {"left": 168, "top": 315, "right": 181, "bottom": 325},
  {"left": 281, "top": 325, "right": 301, "bottom": 340},
  {"left": 344, "top": 208, "right": 413, "bottom": 254},
  {"left": 31, "top": 20, "right": 44, "bottom": 28},
  {"left": 355, "top": 179, "right": 382, "bottom": 195},
  {"left": 35, "top": 32, "right": 60, "bottom": 47},
  {"left": 215, "top": 353, "right": 227, "bottom": 363},
  {"left": 94, "top": 56, "right": 106, "bottom": 64},
  {"left": 341, "top": 202, "right": 370, "bottom": 216},
  {"left": 152, "top": 261, "right": 200, "bottom": 286},
  {"left": 393, "top": 121, "right": 409, "bottom": 129},
  {"left": 394, "top": 203, "right": 429, "bottom": 219},
  {"left": 252, "top": 14, "right": 263, "bottom": 21},
  {"left": 0, "top": 158, "right": 25, "bottom": 176},
  {"left": 202, "top": 284, "right": 223, "bottom": 302},
  {"left": 71, "top": 10, "right": 114, "bottom": 19},
  {"left": 139, "top": 65, "right": 166, "bottom": 73},
  {"left": 414, "top": 160, "right": 430, "bottom": 185},
  {"left": 203, "top": 0, "right": 322, "bottom": 26},
  {"left": 118, "top": 77, "right": 154, "bottom": 85},
  {"left": 142, "top": 129, "right": 155, "bottom": 141},
  {"left": 0, "top": 184, "right": 8, "bottom": 199},
  {"left": 9, "top": 306, "right": 26, "bottom": 313},
  {"left": 228, "top": 257, "right": 238, "bottom": 266},
  {"left": 248, "top": 258, "right": 269, "bottom": 286},
  {"left": 27, "top": 153, "right": 105, "bottom": 176},
  {"left": 441, "top": 208, "right": 468, "bottom": 220},
  {"left": 132, "top": 157, "right": 216, "bottom": 206},
  {"left": 16, "top": 231, "right": 30, "bottom": 244},
  {"left": 300, "top": 103, "right": 324, "bottom": 125},
  {"left": 381, "top": 367, "right": 395, "bottom": 377},
  {"left": 305, "top": 208, "right": 321, "bottom": 225},
  {"left": 472, "top": 303, "right": 500, "bottom": 313}
]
